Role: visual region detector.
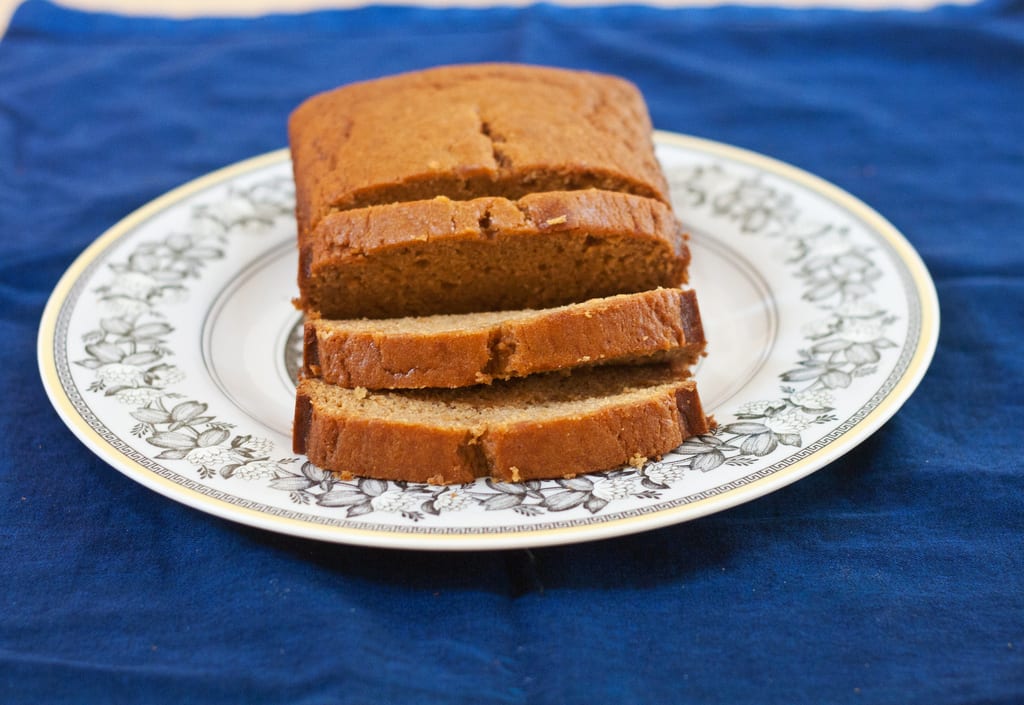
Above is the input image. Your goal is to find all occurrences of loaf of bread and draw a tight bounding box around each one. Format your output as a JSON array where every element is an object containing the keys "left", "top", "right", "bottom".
[
  {"left": 289, "top": 63, "right": 670, "bottom": 240},
  {"left": 298, "top": 189, "right": 688, "bottom": 319},
  {"left": 289, "top": 64, "right": 713, "bottom": 485},
  {"left": 305, "top": 288, "right": 706, "bottom": 389},
  {"left": 293, "top": 364, "right": 711, "bottom": 484}
]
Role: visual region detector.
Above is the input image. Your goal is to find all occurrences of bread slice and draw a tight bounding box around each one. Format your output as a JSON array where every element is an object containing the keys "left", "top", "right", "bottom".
[
  {"left": 293, "top": 365, "right": 711, "bottom": 484},
  {"left": 298, "top": 189, "right": 688, "bottom": 319},
  {"left": 288, "top": 63, "right": 670, "bottom": 239},
  {"left": 305, "top": 288, "right": 706, "bottom": 390}
]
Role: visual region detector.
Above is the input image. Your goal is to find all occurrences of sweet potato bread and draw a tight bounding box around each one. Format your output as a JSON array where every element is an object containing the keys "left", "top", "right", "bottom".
[
  {"left": 288, "top": 63, "right": 670, "bottom": 239},
  {"left": 298, "top": 189, "right": 688, "bottom": 319},
  {"left": 293, "top": 365, "right": 712, "bottom": 484},
  {"left": 305, "top": 288, "right": 706, "bottom": 389},
  {"left": 288, "top": 64, "right": 710, "bottom": 485}
]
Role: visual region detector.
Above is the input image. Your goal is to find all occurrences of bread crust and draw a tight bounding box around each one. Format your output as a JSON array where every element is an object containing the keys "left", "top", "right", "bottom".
[
  {"left": 299, "top": 189, "right": 688, "bottom": 319},
  {"left": 293, "top": 368, "right": 712, "bottom": 484},
  {"left": 305, "top": 289, "right": 706, "bottom": 389},
  {"left": 289, "top": 63, "right": 670, "bottom": 238}
]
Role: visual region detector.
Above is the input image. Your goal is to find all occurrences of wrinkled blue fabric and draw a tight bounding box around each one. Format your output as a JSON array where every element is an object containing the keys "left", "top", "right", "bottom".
[{"left": 1, "top": 0, "right": 1022, "bottom": 702}]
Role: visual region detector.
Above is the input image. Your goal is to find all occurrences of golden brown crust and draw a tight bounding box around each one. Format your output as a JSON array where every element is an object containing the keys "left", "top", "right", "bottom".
[
  {"left": 292, "top": 390, "right": 312, "bottom": 455},
  {"left": 305, "top": 289, "right": 706, "bottom": 389},
  {"left": 299, "top": 189, "right": 688, "bottom": 319},
  {"left": 288, "top": 63, "right": 669, "bottom": 238},
  {"left": 294, "top": 366, "right": 712, "bottom": 484}
]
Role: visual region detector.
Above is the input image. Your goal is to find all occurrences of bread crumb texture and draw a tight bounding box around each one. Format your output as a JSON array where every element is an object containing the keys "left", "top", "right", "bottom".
[
  {"left": 299, "top": 189, "right": 688, "bottom": 319},
  {"left": 304, "top": 288, "right": 706, "bottom": 389},
  {"left": 295, "top": 364, "right": 710, "bottom": 484}
]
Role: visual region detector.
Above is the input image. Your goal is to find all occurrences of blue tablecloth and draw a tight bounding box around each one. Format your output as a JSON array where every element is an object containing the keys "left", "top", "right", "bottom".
[{"left": 2, "top": 0, "right": 1022, "bottom": 702}]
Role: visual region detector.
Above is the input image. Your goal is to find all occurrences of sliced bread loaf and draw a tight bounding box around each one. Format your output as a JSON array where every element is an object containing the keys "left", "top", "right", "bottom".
[
  {"left": 288, "top": 63, "right": 670, "bottom": 238},
  {"left": 294, "top": 364, "right": 711, "bottom": 484},
  {"left": 298, "top": 189, "right": 688, "bottom": 319},
  {"left": 305, "top": 288, "right": 706, "bottom": 389}
]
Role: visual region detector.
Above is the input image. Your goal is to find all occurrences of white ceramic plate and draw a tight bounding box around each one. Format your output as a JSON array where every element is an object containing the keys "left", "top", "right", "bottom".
[{"left": 38, "top": 132, "right": 939, "bottom": 550}]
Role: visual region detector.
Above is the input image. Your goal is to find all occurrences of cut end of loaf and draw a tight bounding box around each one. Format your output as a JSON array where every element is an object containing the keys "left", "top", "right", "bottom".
[
  {"left": 295, "top": 365, "right": 712, "bottom": 484},
  {"left": 300, "top": 190, "right": 689, "bottom": 320},
  {"left": 303, "top": 288, "right": 707, "bottom": 390}
]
